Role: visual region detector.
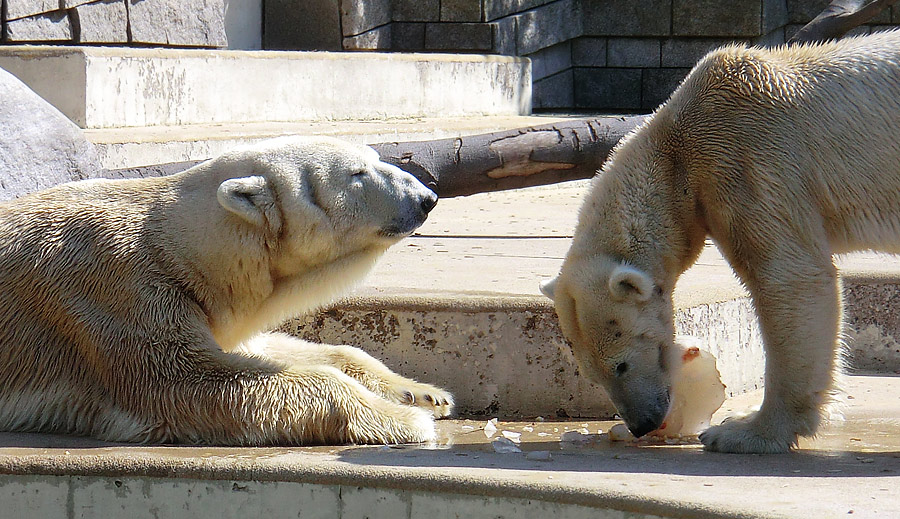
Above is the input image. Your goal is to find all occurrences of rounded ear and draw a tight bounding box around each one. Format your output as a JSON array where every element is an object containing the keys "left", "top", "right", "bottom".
[
  {"left": 362, "top": 144, "right": 381, "bottom": 162},
  {"left": 217, "top": 176, "right": 281, "bottom": 232},
  {"left": 608, "top": 264, "right": 653, "bottom": 303},
  {"left": 539, "top": 277, "right": 559, "bottom": 300}
]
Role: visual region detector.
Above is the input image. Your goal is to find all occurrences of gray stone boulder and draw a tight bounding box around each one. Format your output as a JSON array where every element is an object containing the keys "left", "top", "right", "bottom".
[{"left": 0, "top": 67, "right": 99, "bottom": 200}]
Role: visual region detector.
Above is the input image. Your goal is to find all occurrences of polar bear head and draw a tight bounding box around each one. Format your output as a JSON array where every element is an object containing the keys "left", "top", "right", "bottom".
[
  {"left": 185, "top": 136, "right": 437, "bottom": 348},
  {"left": 212, "top": 136, "right": 437, "bottom": 270},
  {"left": 541, "top": 254, "right": 676, "bottom": 437}
]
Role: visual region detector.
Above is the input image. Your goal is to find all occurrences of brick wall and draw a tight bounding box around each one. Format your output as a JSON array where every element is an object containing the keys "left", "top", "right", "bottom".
[
  {"left": 0, "top": 0, "right": 226, "bottom": 47},
  {"left": 266, "top": 0, "right": 900, "bottom": 113}
]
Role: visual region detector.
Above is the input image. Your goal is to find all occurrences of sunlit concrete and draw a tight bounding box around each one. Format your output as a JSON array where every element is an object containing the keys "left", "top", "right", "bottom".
[{"left": 0, "top": 46, "right": 531, "bottom": 129}]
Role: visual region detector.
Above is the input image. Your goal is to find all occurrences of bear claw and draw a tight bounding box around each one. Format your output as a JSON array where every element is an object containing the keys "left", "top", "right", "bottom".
[{"left": 387, "top": 381, "right": 454, "bottom": 419}]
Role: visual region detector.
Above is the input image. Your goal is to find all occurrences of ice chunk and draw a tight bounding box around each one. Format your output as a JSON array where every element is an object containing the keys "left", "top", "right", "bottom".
[
  {"left": 560, "top": 430, "right": 594, "bottom": 444},
  {"left": 492, "top": 437, "right": 523, "bottom": 453},
  {"left": 650, "top": 337, "right": 726, "bottom": 437},
  {"left": 483, "top": 419, "right": 498, "bottom": 438}
]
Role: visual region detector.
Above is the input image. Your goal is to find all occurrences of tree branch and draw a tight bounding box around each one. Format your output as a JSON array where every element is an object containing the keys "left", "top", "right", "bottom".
[
  {"left": 788, "top": 0, "right": 899, "bottom": 44},
  {"left": 371, "top": 116, "right": 645, "bottom": 198}
]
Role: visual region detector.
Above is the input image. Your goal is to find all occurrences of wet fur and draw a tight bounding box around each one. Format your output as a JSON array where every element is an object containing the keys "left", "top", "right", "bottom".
[
  {"left": 0, "top": 136, "right": 452, "bottom": 445},
  {"left": 546, "top": 32, "right": 900, "bottom": 453}
]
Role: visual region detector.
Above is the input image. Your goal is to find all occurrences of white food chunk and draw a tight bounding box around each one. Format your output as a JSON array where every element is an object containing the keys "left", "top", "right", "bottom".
[
  {"left": 483, "top": 419, "right": 498, "bottom": 438},
  {"left": 608, "top": 423, "right": 633, "bottom": 442},
  {"left": 650, "top": 337, "right": 726, "bottom": 437},
  {"left": 501, "top": 430, "right": 522, "bottom": 443}
]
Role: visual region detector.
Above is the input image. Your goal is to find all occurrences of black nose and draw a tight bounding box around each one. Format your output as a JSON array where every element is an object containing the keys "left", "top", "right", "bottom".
[
  {"left": 421, "top": 194, "right": 438, "bottom": 214},
  {"left": 627, "top": 417, "right": 664, "bottom": 438},
  {"left": 624, "top": 393, "right": 669, "bottom": 438}
]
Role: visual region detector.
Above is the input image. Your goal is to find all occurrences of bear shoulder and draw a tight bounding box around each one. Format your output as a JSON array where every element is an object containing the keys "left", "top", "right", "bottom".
[{"left": 683, "top": 44, "right": 799, "bottom": 104}]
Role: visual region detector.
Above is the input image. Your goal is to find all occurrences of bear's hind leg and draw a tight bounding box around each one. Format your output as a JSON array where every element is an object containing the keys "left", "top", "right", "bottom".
[
  {"left": 243, "top": 332, "right": 454, "bottom": 418},
  {"left": 701, "top": 245, "right": 842, "bottom": 453}
]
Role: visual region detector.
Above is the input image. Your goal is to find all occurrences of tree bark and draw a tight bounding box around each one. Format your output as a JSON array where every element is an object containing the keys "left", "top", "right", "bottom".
[
  {"left": 371, "top": 116, "right": 645, "bottom": 198},
  {"left": 788, "top": 0, "right": 899, "bottom": 44}
]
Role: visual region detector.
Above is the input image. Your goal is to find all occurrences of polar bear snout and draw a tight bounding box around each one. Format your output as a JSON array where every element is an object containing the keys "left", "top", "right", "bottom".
[
  {"left": 415, "top": 190, "right": 439, "bottom": 225},
  {"left": 380, "top": 188, "right": 437, "bottom": 237},
  {"left": 373, "top": 167, "right": 438, "bottom": 237},
  {"left": 420, "top": 192, "right": 438, "bottom": 214},
  {"left": 627, "top": 414, "right": 666, "bottom": 439},
  {"left": 618, "top": 389, "right": 670, "bottom": 438}
]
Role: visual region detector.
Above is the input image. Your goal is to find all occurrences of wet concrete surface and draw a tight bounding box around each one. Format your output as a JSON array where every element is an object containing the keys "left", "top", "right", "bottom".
[{"left": 0, "top": 375, "right": 896, "bottom": 518}]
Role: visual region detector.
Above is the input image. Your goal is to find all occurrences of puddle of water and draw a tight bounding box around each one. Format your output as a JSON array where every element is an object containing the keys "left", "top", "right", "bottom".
[{"left": 430, "top": 418, "right": 704, "bottom": 454}]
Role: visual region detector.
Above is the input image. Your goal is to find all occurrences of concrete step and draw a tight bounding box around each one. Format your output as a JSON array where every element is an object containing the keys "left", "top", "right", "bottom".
[
  {"left": 287, "top": 180, "right": 900, "bottom": 419},
  {"left": 0, "top": 375, "right": 896, "bottom": 519},
  {"left": 84, "top": 115, "right": 574, "bottom": 170},
  {"left": 0, "top": 46, "right": 530, "bottom": 129}
]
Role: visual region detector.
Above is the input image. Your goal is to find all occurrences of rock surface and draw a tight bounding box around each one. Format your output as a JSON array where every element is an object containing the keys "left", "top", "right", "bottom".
[
  {"left": 5, "top": 0, "right": 59, "bottom": 21},
  {"left": 2, "top": 0, "right": 226, "bottom": 47},
  {"left": 5, "top": 11, "right": 73, "bottom": 41},
  {"left": 0, "top": 68, "right": 98, "bottom": 200},
  {"left": 128, "top": 0, "right": 226, "bottom": 47},
  {"left": 76, "top": 0, "right": 129, "bottom": 43}
]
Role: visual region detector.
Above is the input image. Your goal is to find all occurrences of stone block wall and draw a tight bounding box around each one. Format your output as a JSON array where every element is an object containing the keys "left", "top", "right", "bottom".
[
  {"left": 4, "top": 1, "right": 900, "bottom": 111},
  {"left": 265, "top": 0, "right": 580, "bottom": 54},
  {"left": 266, "top": 0, "right": 900, "bottom": 112},
  {"left": 1, "top": 0, "right": 226, "bottom": 46},
  {"left": 562, "top": 0, "right": 900, "bottom": 112}
]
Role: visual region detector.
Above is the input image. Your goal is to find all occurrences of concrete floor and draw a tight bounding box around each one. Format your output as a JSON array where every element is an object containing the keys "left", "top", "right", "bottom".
[
  {"left": 0, "top": 375, "right": 895, "bottom": 518},
  {"left": 356, "top": 178, "right": 900, "bottom": 306}
]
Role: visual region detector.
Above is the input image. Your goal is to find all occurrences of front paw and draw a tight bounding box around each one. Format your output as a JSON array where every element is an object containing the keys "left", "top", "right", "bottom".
[
  {"left": 386, "top": 380, "right": 454, "bottom": 418},
  {"left": 348, "top": 403, "right": 437, "bottom": 444},
  {"left": 699, "top": 413, "right": 796, "bottom": 453}
]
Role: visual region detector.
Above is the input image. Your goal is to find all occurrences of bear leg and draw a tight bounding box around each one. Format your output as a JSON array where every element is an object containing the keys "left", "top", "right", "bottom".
[
  {"left": 285, "top": 366, "right": 440, "bottom": 445},
  {"left": 701, "top": 243, "right": 841, "bottom": 453},
  {"left": 319, "top": 344, "right": 455, "bottom": 418},
  {"left": 242, "top": 332, "right": 454, "bottom": 418},
  {"left": 111, "top": 347, "right": 438, "bottom": 446}
]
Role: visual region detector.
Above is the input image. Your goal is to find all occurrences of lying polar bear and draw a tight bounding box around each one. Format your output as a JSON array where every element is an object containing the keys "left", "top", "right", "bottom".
[{"left": 0, "top": 136, "right": 452, "bottom": 445}]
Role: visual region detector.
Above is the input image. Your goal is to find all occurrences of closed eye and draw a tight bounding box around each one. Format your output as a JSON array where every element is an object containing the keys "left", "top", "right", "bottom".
[{"left": 352, "top": 169, "right": 367, "bottom": 177}]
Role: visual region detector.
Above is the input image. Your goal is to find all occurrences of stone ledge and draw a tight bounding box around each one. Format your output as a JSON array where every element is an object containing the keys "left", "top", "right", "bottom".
[
  {"left": 283, "top": 292, "right": 764, "bottom": 418},
  {"left": 85, "top": 115, "right": 572, "bottom": 170},
  {"left": 0, "top": 47, "right": 531, "bottom": 129}
]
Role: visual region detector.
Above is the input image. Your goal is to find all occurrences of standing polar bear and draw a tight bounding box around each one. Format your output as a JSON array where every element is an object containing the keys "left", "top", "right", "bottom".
[
  {"left": 0, "top": 135, "right": 453, "bottom": 445},
  {"left": 542, "top": 31, "right": 900, "bottom": 453}
]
